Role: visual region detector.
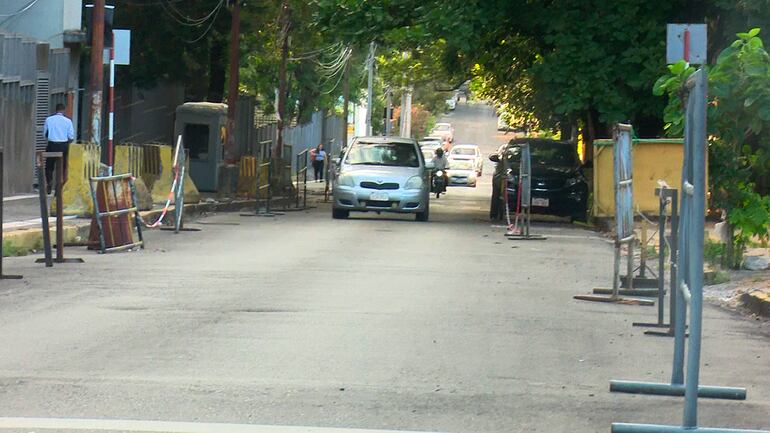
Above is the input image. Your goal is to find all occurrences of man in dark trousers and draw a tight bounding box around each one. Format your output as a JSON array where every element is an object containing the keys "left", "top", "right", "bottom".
[{"left": 42, "top": 103, "right": 75, "bottom": 194}]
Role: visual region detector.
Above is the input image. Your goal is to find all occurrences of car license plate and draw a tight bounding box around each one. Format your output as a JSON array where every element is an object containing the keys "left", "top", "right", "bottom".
[
  {"left": 370, "top": 191, "right": 389, "bottom": 201},
  {"left": 532, "top": 198, "right": 549, "bottom": 207}
]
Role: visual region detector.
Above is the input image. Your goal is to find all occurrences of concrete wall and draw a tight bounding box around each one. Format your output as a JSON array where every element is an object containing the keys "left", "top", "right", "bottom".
[{"left": 0, "top": 1, "right": 82, "bottom": 49}]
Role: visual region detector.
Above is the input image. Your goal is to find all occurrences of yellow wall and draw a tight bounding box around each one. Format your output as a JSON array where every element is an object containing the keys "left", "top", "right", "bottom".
[{"left": 593, "top": 139, "right": 693, "bottom": 218}]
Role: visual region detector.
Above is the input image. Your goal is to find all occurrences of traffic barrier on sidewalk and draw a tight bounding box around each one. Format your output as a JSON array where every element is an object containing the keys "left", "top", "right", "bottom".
[
  {"left": 36, "top": 151, "right": 84, "bottom": 267},
  {"left": 506, "top": 141, "right": 545, "bottom": 240},
  {"left": 241, "top": 157, "right": 281, "bottom": 218},
  {"left": 150, "top": 144, "right": 200, "bottom": 204},
  {"left": 60, "top": 143, "right": 101, "bottom": 216},
  {"left": 574, "top": 123, "right": 653, "bottom": 306},
  {"left": 610, "top": 69, "right": 764, "bottom": 433},
  {"left": 0, "top": 150, "right": 23, "bottom": 280},
  {"left": 89, "top": 174, "right": 145, "bottom": 253}
]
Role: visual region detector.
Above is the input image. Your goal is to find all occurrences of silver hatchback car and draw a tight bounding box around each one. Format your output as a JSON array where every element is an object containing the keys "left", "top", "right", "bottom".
[{"left": 332, "top": 137, "right": 431, "bottom": 221}]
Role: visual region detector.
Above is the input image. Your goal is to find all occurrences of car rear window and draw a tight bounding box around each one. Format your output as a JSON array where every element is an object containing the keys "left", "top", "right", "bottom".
[
  {"left": 452, "top": 147, "right": 476, "bottom": 156},
  {"left": 506, "top": 142, "right": 576, "bottom": 166},
  {"left": 346, "top": 141, "right": 420, "bottom": 167}
]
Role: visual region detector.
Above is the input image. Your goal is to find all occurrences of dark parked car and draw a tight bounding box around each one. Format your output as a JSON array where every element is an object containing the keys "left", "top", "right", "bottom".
[{"left": 489, "top": 138, "right": 588, "bottom": 222}]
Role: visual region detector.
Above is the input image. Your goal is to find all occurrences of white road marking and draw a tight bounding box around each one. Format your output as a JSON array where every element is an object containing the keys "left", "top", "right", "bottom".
[{"left": 0, "top": 417, "right": 444, "bottom": 433}]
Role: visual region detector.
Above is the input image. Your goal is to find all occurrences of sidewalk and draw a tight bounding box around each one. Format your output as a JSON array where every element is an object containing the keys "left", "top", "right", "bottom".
[{"left": 0, "top": 192, "right": 264, "bottom": 256}]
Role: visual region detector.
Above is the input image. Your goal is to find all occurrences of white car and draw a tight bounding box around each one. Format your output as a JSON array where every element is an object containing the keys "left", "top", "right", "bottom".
[
  {"left": 446, "top": 158, "right": 477, "bottom": 187},
  {"left": 448, "top": 144, "right": 483, "bottom": 176},
  {"left": 445, "top": 99, "right": 457, "bottom": 110},
  {"left": 431, "top": 123, "right": 454, "bottom": 143}
]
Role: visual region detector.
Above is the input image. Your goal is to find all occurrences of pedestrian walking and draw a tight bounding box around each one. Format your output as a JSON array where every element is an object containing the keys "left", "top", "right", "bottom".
[
  {"left": 42, "top": 103, "right": 75, "bottom": 194},
  {"left": 312, "top": 143, "right": 327, "bottom": 182}
]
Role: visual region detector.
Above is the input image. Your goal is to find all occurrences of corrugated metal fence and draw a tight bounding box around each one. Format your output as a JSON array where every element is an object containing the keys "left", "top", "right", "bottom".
[{"left": 0, "top": 32, "right": 73, "bottom": 195}]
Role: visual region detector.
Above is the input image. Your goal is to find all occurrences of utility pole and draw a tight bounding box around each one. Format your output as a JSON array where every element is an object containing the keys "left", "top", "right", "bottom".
[
  {"left": 225, "top": 0, "right": 242, "bottom": 164},
  {"left": 399, "top": 87, "right": 412, "bottom": 138},
  {"left": 88, "top": 0, "right": 105, "bottom": 145},
  {"left": 275, "top": 0, "right": 290, "bottom": 160},
  {"left": 341, "top": 55, "right": 350, "bottom": 149},
  {"left": 365, "top": 41, "right": 375, "bottom": 136},
  {"left": 384, "top": 88, "right": 392, "bottom": 136}
]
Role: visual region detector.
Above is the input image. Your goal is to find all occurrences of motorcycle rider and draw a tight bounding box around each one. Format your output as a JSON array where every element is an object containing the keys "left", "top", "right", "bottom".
[{"left": 431, "top": 148, "right": 449, "bottom": 193}]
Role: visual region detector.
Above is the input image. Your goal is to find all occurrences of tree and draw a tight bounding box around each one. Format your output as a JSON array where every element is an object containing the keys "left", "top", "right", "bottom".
[{"left": 654, "top": 29, "right": 770, "bottom": 267}]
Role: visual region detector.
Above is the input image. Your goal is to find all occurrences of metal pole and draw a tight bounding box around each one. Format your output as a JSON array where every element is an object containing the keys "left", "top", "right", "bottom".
[
  {"left": 366, "top": 41, "right": 375, "bottom": 136},
  {"left": 657, "top": 194, "right": 666, "bottom": 324},
  {"left": 36, "top": 154, "right": 52, "bottom": 267},
  {"left": 88, "top": 0, "right": 105, "bottom": 146},
  {"left": 107, "top": 33, "right": 115, "bottom": 175},
  {"left": 669, "top": 191, "right": 679, "bottom": 330},
  {"left": 303, "top": 151, "right": 308, "bottom": 209},
  {"left": 385, "top": 88, "right": 392, "bottom": 136},
  {"left": 56, "top": 157, "right": 64, "bottom": 261},
  {"left": 683, "top": 68, "right": 708, "bottom": 429},
  {"left": 342, "top": 57, "right": 350, "bottom": 147},
  {"left": 225, "top": 0, "right": 241, "bottom": 164},
  {"left": 613, "top": 241, "right": 621, "bottom": 298}
]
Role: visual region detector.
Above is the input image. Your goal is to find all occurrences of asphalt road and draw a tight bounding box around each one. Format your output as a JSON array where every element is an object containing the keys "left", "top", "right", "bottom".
[{"left": 0, "top": 102, "right": 768, "bottom": 433}]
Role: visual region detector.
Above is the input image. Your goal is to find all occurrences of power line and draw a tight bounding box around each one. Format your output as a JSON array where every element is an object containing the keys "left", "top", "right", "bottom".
[
  {"left": 159, "top": 0, "right": 223, "bottom": 27},
  {"left": 182, "top": 1, "right": 224, "bottom": 43},
  {"left": 0, "top": 0, "right": 38, "bottom": 17}
]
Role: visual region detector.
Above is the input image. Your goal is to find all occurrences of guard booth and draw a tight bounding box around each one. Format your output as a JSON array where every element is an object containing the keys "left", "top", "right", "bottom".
[{"left": 174, "top": 102, "right": 227, "bottom": 192}]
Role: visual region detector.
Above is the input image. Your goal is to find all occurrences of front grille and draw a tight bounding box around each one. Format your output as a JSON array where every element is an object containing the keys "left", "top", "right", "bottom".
[
  {"left": 365, "top": 200, "right": 395, "bottom": 208},
  {"left": 360, "top": 181, "right": 399, "bottom": 190}
]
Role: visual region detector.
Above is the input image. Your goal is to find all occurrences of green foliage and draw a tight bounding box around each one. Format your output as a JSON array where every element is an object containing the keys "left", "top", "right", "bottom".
[
  {"left": 656, "top": 29, "right": 770, "bottom": 268},
  {"left": 704, "top": 238, "right": 726, "bottom": 268},
  {"left": 2, "top": 241, "right": 26, "bottom": 257}
]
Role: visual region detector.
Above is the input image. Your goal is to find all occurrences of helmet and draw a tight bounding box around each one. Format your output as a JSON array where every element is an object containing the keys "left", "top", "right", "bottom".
[{"left": 435, "top": 148, "right": 444, "bottom": 157}]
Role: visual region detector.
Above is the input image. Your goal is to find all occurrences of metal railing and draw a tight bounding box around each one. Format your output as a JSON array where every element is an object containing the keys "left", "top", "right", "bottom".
[
  {"left": 0, "top": 150, "right": 23, "bottom": 279},
  {"left": 575, "top": 123, "right": 652, "bottom": 306},
  {"left": 506, "top": 141, "right": 545, "bottom": 240},
  {"left": 610, "top": 69, "right": 766, "bottom": 433}
]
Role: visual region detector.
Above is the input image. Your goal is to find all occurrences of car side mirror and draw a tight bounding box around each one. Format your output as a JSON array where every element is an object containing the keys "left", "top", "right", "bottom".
[
  {"left": 334, "top": 157, "right": 342, "bottom": 166},
  {"left": 489, "top": 154, "right": 500, "bottom": 163},
  {"left": 425, "top": 160, "right": 436, "bottom": 170}
]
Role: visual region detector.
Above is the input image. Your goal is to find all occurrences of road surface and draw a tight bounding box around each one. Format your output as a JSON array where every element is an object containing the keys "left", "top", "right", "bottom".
[{"left": 0, "top": 102, "right": 768, "bottom": 433}]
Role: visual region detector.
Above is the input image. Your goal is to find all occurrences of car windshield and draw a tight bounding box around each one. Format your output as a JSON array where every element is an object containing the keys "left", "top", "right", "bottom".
[
  {"left": 450, "top": 159, "right": 474, "bottom": 170},
  {"left": 452, "top": 147, "right": 476, "bottom": 156},
  {"left": 345, "top": 141, "right": 420, "bottom": 167},
  {"left": 506, "top": 142, "right": 576, "bottom": 166}
]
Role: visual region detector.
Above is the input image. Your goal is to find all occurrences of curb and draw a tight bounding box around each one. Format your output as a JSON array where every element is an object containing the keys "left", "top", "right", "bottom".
[
  {"left": 741, "top": 291, "right": 770, "bottom": 317},
  {"left": 2, "top": 199, "right": 260, "bottom": 257}
]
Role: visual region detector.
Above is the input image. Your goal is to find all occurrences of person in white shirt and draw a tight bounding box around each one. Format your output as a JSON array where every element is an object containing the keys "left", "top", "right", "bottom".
[{"left": 42, "top": 103, "right": 75, "bottom": 193}]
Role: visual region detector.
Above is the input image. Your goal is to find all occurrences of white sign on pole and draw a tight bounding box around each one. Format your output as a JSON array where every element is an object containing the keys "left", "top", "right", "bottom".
[
  {"left": 666, "top": 24, "right": 707, "bottom": 64},
  {"left": 103, "top": 29, "right": 131, "bottom": 65}
]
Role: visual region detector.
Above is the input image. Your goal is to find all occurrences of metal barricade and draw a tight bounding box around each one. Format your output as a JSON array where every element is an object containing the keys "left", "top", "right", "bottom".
[
  {"left": 89, "top": 174, "right": 145, "bottom": 254},
  {"left": 0, "top": 150, "right": 23, "bottom": 279},
  {"left": 241, "top": 140, "right": 281, "bottom": 217},
  {"left": 611, "top": 69, "right": 765, "bottom": 433},
  {"left": 575, "top": 124, "right": 652, "bottom": 305},
  {"left": 632, "top": 186, "right": 680, "bottom": 335},
  {"left": 506, "top": 142, "right": 545, "bottom": 240},
  {"left": 35, "top": 151, "right": 84, "bottom": 266},
  {"left": 295, "top": 149, "right": 309, "bottom": 210}
]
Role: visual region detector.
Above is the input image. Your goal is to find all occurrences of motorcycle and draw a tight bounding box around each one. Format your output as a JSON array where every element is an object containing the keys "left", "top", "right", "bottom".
[{"left": 431, "top": 169, "right": 447, "bottom": 198}]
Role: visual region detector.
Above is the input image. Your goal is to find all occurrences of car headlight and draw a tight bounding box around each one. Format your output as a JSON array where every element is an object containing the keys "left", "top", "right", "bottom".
[
  {"left": 337, "top": 174, "right": 355, "bottom": 187},
  {"left": 565, "top": 176, "right": 582, "bottom": 188},
  {"left": 405, "top": 176, "right": 423, "bottom": 190},
  {"left": 436, "top": 170, "right": 444, "bottom": 177}
]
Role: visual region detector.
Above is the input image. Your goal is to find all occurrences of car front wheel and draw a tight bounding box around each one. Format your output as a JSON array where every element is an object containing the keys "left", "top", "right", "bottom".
[
  {"left": 416, "top": 205, "right": 429, "bottom": 222},
  {"left": 332, "top": 209, "right": 349, "bottom": 219}
]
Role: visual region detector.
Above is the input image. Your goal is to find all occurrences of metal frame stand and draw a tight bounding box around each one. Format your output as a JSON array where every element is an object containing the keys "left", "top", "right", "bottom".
[
  {"left": 160, "top": 148, "right": 200, "bottom": 233},
  {"left": 89, "top": 174, "right": 145, "bottom": 254},
  {"left": 279, "top": 149, "right": 313, "bottom": 212},
  {"left": 0, "top": 151, "right": 23, "bottom": 279},
  {"left": 35, "top": 152, "right": 84, "bottom": 265},
  {"left": 506, "top": 142, "right": 546, "bottom": 241},
  {"left": 633, "top": 187, "right": 683, "bottom": 336},
  {"left": 241, "top": 152, "right": 282, "bottom": 218},
  {"left": 575, "top": 124, "right": 653, "bottom": 306},
  {"left": 611, "top": 69, "right": 765, "bottom": 433}
]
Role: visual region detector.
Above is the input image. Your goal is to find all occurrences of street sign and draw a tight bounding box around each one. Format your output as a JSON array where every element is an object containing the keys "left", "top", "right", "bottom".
[
  {"left": 667, "top": 24, "right": 707, "bottom": 64},
  {"left": 102, "top": 29, "right": 131, "bottom": 65}
]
